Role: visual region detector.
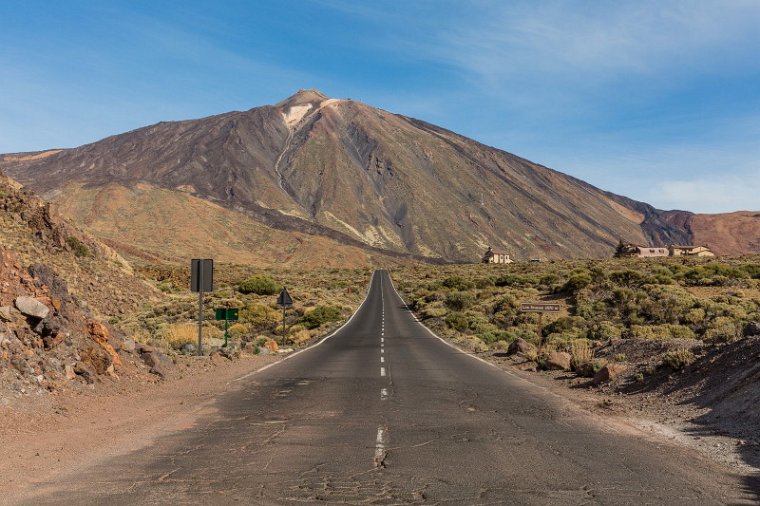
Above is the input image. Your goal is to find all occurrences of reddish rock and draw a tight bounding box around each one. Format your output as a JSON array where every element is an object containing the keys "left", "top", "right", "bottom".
[
  {"left": 262, "top": 338, "right": 279, "bottom": 353},
  {"left": 593, "top": 363, "right": 627, "bottom": 385},
  {"left": 545, "top": 351, "right": 572, "bottom": 371},
  {"left": 508, "top": 338, "right": 536, "bottom": 357}
]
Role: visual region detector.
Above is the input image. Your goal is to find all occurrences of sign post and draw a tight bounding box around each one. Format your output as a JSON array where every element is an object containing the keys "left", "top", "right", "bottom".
[
  {"left": 276, "top": 287, "right": 294, "bottom": 347},
  {"left": 519, "top": 302, "right": 561, "bottom": 348},
  {"left": 191, "top": 259, "right": 214, "bottom": 356},
  {"left": 215, "top": 307, "right": 239, "bottom": 347}
]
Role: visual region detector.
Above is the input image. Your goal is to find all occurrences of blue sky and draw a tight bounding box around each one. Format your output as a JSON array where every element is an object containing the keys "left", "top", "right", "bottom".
[{"left": 1, "top": 0, "right": 759, "bottom": 213}]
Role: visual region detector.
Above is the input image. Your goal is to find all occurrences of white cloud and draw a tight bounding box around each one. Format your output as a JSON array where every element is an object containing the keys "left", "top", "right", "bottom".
[
  {"left": 653, "top": 174, "right": 760, "bottom": 213},
  {"left": 424, "top": 1, "right": 760, "bottom": 90}
]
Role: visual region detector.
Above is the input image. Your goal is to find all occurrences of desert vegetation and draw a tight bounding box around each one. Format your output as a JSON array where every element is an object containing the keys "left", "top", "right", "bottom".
[
  {"left": 116, "top": 264, "right": 372, "bottom": 354},
  {"left": 394, "top": 256, "right": 760, "bottom": 380}
]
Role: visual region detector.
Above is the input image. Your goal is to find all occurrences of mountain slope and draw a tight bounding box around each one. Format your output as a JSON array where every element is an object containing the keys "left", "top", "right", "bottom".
[{"left": 2, "top": 89, "right": 758, "bottom": 261}]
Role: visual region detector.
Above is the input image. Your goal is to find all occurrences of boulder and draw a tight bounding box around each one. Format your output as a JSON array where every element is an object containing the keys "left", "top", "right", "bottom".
[
  {"left": 0, "top": 306, "right": 13, "bottom": 322},
  {"left": 64, "top": 364, "right": 76, "bottom": 380},
  {"left": 120, "top": 337, "right": 136, "bottom": 353},
  {"left": 507, "top": 338, "right": 536, "bottom": 356},
  {"left": 593, "top": 363, "right": 627, "bottom": 385},
  {"left": 74, "top": 361, "right": 96, "bottom": 383},
  {"left": 180, "top": 342, "right": 196, "bottom": 354},
  {"left": 141, "top": 350, "right": 170, "bottom": 377},
  {"left": 262, "top": 338, "right": 279, "bottom": 353},
  {"left": 545, "top": 351, "right": 572, "bottom": 371},
  {"left": 135, "top": 342, "right": 154, "bottom": 354},
  {"left": 744, "top": 321, "right": 760, "bottom": 337},
  {"left": 14, "top": 296, "right": 49, "bottom": 319}
]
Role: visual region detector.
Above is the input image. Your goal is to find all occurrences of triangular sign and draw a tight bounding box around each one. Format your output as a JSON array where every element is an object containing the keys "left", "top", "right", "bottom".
[{"left": 277, "top": 287, "right": 293, "bottom": 307}]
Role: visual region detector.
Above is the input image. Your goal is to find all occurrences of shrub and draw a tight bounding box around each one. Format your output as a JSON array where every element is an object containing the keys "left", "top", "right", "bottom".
[
  {"left": 570, "top": 339, "right": 594, "bottom": 376},
  {"left": 587, "top": 321, "right": 623, "bottom": 340},
  {"left": 445, "top": 312, "right": 468, "bottom": 332},
  {"left": 241, "top": 303, "right": 280, "bottom": 330},
  {"left": 543, "top": 316, "right": 588, "bottom": 338},
  {"left": 495, "top": 274, "right": 534, "bottom": 287},
  {"left": 300, "top": 305, "right": 341, "bottom": 329},
  {"left": 66, "top": 236, "right": 91, "bottom": 257},
  {"left": 609, "top": 269, "right": 646, "bottom": 288},
  {"left": 703, "top": 316, "right": 743, "bottom": 342},
  {"left": 238, "top": 275, "right": 281, "bottom": 295},
  {"left": 662, "top": 348, "right": 695, "bottom": 370},
  {"left": 561, "top": 273, "right": 592, "bottom": 294},
  {"left": 444, "top": 291, "right": 474, "bottom": 311},
  {"left": 628, "top": 324, "right": 696, "bottom": 340},
  {"left": 442, "top": 276, "right": 474, "bottom": 291}
]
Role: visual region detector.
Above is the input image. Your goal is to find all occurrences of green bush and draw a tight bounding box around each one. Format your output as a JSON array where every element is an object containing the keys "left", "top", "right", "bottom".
[
  {"left": 445, "top": 312, "right": 468, "bottom": 332},
  {"left": 561, "top": 273, "right": 592, "bottom": 294},
  {"left": 444, "top": 291, "right": 474, "bottom": 311},
  {"left": 238, "top": 275, "right": 281, "bottom": 295},
  {"left": 66, "top": 236, "right": 91, "bottom": 258},
  {"left": 703, "top": 316, "right": 743, "bottom": 342},
  {"left": 628, "top": 324, "right": 696, "bottom": 340},
  {"left": 442, "top": 276, "right": 474, "bottom": 291},
  {"left": 587, "top": 321, "right": 623, "bottom": 340},
  {"left": 495, "top": 274, "right": 534, "bottom": 287},
  {"left": 300, "top": 306, "right": 342, "bottom": 329},
  {"left": 662, "top": 348, "right": 695, "bottom": 370}
]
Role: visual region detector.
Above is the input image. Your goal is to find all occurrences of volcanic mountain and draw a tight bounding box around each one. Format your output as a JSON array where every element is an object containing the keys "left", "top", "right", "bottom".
[{"left": 1, "top": 89, "right": 758, "bottom": 263}]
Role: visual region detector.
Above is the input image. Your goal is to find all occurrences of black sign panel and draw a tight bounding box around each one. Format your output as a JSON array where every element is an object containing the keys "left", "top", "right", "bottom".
[
  {"left": 191, "top": 259, "right": 214, "bottom": 293},
  {"left": 276, "top": 287, "right": 293, "bottom": 307}
]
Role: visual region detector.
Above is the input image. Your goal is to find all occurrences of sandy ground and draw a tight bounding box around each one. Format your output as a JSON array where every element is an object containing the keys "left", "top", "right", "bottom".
[{"left": 0, "top": 352, "right": 281, "bottom": 499}]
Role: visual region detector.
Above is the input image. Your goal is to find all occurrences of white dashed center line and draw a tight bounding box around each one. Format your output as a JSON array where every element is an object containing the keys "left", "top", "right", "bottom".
[
  {"left": 380, "top": 367, "right": 386, "bottom": 377},
  {"left": 380, "top": 388, "right": 388, "bottom": 400},
  {"left": 374, "top": 426, "right": 386, "bottom": 466},
  {"left": 380, "top": 356, "right": 385, "bottom": 363}
]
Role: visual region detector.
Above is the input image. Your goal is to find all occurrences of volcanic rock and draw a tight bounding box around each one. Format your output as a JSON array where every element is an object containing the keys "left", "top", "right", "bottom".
[{"left": 14, "top": 296, "right": 49, "bottom": 319}]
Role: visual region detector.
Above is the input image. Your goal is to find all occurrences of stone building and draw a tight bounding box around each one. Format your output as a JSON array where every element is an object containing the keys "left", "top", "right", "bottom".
[
  {"left": 615, "top": 241, "right": 715, "bottom": 258},
  {"left": 483, "top": 247, "right": 513, "bottom": 264}
]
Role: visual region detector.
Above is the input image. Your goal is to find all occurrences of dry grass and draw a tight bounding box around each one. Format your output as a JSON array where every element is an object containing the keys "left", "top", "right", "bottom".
[
  {"left": 162, "top": 323, "right": 197, "bottom": 350},
  {"left": 162, "top": 323, "right": 223, "bottom": 350}
]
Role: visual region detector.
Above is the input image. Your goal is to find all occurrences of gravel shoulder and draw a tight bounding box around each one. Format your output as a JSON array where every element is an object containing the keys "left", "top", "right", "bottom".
[
  {"left": 479, "top": 350, "right": 759, "bottom": 477},
  {"left": 0, "top": 352, "right": 281, "bottom": 500}
]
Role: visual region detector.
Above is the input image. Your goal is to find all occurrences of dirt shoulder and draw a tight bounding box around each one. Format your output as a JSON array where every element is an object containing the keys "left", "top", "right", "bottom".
[
  {"left": 475, "top": 347, "right": 759, "bottom": 477},
  {"left": 0, "top": 352, "right": 281, "bottom": 499}
]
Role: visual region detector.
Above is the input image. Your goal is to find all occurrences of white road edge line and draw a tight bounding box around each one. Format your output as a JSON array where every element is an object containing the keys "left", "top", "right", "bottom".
[
  {"left": 385, "top": 271, "right": 502, "bottom": 372},
  {"left": 232, "top": 271, "right": 379, "bottom": 383}
]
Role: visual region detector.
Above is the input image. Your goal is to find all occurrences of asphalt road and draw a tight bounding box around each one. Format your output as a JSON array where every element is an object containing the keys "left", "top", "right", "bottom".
[{"left": 22, "top": 270, "right": 753, "bottom": 505}]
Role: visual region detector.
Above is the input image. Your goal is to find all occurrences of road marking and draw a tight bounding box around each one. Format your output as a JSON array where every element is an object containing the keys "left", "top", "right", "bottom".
[
  {"left": 381, "top": 356, "right": 385, "bottom": 363},
  {"left": 381, "top": 348, "right": 384, "bottom": 354},
  {"left": 381, "top": 337, "right": 384, "bottom": 343},
  {"left": 380, "top": 388, "right": 388, "bottom": 400},
  {"left": 381, "top": 367, "right": 386, "bottom": 377},
  {"left": 385, "top": 272, "right": 503, "bottom": 372},
  {"left": 233, "top": 271, "right": 378, "bottom": 383},
  {"left": 374, "top": 426, "right": 386, "bottom": 466}
]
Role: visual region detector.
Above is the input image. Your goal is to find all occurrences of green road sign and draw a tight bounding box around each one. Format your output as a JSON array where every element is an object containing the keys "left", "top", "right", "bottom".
[{"left": 215, "top": 308, "right": 239, "bottom": 321}]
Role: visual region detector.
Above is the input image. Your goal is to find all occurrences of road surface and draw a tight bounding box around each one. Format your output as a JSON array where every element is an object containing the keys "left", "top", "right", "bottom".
[{"left": 20, "top": 270, "right": 753, "bottom": 504}]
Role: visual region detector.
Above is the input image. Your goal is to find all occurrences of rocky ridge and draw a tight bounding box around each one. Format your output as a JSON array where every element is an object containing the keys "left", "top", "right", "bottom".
[{"left": 0, "top": 170, "right": 164, "bottom": 404}]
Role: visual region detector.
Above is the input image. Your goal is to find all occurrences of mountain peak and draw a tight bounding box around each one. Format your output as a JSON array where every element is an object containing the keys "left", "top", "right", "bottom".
[{"left": 276, "top": 89, "right": 330, "bottom": 108}]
